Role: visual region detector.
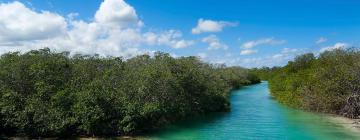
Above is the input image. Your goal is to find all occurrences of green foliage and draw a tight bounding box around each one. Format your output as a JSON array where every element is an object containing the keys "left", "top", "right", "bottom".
[
  {"left": 257, "top": 49, "right": 360, "bottom": 119},
  {"left": 0, "top": 49, "right": 259, "bottom": 137},
  {"left": 250, "top": 67, "right": 281, "bottom": 80}
]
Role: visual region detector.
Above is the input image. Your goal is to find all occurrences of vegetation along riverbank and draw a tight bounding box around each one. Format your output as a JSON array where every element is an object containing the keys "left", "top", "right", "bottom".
[
  {"left": 252, "top": 48, "right": 360, "bottom": 120},
  {"left": 0, "top": 48, "right": 260, "bottom": 138}
]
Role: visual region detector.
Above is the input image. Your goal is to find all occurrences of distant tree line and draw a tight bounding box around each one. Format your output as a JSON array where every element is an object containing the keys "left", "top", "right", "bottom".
[
  {"left": 252, "top": 48, "right": 360, "bottom": 119},
  {"left": 0, "top": 48, "right": 260, "bottom": 137}
]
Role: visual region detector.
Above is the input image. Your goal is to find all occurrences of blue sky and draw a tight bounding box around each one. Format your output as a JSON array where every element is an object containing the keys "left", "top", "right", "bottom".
[{"left": 0, "top": 0, "right": 359, "bottom": 67}]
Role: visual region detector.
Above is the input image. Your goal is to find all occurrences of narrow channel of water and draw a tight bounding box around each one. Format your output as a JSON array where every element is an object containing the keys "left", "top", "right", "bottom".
[{"left": 145, "top": 82, "right": 360, "bottom": 140}]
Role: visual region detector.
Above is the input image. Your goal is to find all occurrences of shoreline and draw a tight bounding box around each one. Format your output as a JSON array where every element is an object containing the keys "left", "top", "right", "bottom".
[
  {"left": 78, "top": 136, "right": 144, "bottom": 140},
  {"left": 325, "top": 114, "right": 360, "bottom": 133},
  {"left": 4, "top": 136, "right": 145, "bottom": 140}
]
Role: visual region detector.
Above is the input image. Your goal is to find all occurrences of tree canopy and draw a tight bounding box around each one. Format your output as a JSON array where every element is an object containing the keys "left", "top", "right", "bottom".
[
  {"left": 0, "top": 48, "right": 260, "bottom": 137},
  {"left": 253, "top": 48, "right": 360, "bottom": 119}
]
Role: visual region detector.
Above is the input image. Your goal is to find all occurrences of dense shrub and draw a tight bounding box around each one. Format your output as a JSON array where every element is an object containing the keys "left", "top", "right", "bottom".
[
  {"left": 255, "top": 49, "right": 360, "bottom": 119},
  {"left": 0, "top": 48, "right": 259, "bottom": 137}
]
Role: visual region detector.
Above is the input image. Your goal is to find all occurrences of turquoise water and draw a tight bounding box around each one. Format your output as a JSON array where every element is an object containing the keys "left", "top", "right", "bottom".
[{"left": 145, "top": 82, "right": 360, "bottom": 140}]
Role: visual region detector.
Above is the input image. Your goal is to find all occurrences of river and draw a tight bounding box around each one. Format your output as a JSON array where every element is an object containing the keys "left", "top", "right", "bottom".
[{"left": 144, "top": 81, "right": 360, "bottom": 140}]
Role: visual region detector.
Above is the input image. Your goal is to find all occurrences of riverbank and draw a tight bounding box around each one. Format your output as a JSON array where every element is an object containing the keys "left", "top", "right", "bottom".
[
  {"left": 4, "top": 82, "right": 360, "bottom": 139},
  {"left": 78, "top": 136, "right": 143, "bottom": 140},
  {"left": 326, "top": 115, "right": 360, "bottom": 133},
  {"left": 133, "top": 82, "right": 360, "bottom": 139},
  {"left": 257, "top": 50, "right": 360, "bottom": 123},
  {"left": 0, "top": 49, "right": 261, "bottom": 137},
  {"left": 2, "top": 136, "right": 144, "bottom": 140}
]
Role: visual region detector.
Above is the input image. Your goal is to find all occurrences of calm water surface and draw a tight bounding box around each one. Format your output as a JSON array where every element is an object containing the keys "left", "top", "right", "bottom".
[{"left": 144, "top": 82, "right": 360, "bottom": 140}]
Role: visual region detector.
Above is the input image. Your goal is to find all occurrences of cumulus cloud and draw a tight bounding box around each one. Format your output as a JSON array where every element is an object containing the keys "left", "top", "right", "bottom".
[
  {"left": 192, "top": 19, "right": 238, "bottom": 34},
  {"left": 197, "top": 50, "right": 292, "bottom": 68},
  {"left": 241, "top": 38, "right": 286, "bottom": 49},
  {"left": 0, "top": 0, "right": 194, "bottom": 57},
  {"left": 201, "top": 35, "right": 228, "bottom": 50},
  {"left": 143, "top": 30, "right": 194, "bottom": 49},
  {"left": 237, "top": 47, "right": 304, "bottom": 68},
  {"left": 94, "top": 0, "right": 143, "bottom": 28},
  {"left": 320, "top": 42, "right": 349, "bottom": 52},
  {"left": 0, "top": 1, "right": 67, "bottom": 42},
  {"left": 240, "top": 49, "right": 257, "bottom": 55},
  {"left": 316, "top": 37, "right": 327, "bottom": 44},
  {"left": 238, "top": 56, "right": 288, "bottom": 68},
  {"left": 197, "top": 46, "right": 304, "bottom": 68},
  {"left": 154, "top": 30, "right": 194, "bottom": 49}
]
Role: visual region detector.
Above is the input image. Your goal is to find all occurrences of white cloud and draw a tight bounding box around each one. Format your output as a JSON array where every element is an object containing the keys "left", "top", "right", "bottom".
[
  {"left": 94, "top": 0, "right": 143, "bottom": 28},
  {"left": 171, "top": 40, "right": 194, "bottom": 49},
  {"left": 272, "top": 48, "right": 301, "bottom": 60},
  {"left": 156, "top": 30, "right": 194, "bottom": 49},
  {"left": 144, "top": 30, "right": 194, "bottom": 49},
  {"left": 237, "top": 47, "right": 303, "bottom": 68},
  {"left": 236, "top": 55, "right": 288, "bottom": 68},
  {"left": 272, "top": 54, "right": 283, "bottom": 59},
  {"left": 197, "top": 50, "right": 291, "bottom": 68},
  {"left": 0, "top": 0, "right": 194, "bottom": 57},
  {"left": 192, "top": 19, "right": 237, "bottom": 34},
  {"left": 241, "top": 38, "right": 286, "bottom": 49},
  {"left": 240, "top": 49, "right": 257, "bottom": 55},
  {"left": 0, "top": 1, "right": 67, "bottom": 42},
  {"left": 316, "top": 37, "right": 327, "bottom": 44},
  {"left": 197, "top": 52, "right": 207, "bottom": 59},
  {"left": 320, "top": 42, "right": 349, "bottom": 52},
  {"left": 201, "top": 35, "right": 228, "bottom": 50},
  {"left": 198, "top": 46, "right": 304, "bottom": 68},
  {"left": 281, "top": 48, "right": 298, "bottom": 54}
]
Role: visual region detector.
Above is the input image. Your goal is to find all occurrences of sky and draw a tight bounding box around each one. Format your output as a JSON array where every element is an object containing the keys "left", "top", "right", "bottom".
[{"left": 0, "top": 0, "right": 359, "bottom": 68}]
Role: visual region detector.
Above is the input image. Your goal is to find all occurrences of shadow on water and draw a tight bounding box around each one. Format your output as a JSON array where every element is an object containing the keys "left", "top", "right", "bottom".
[
  {"left": 144, "top": 85, "right": 260, "bottom": 139},
  {"left": 144, "top": 111, "right": 230, "bottom": 138}
]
